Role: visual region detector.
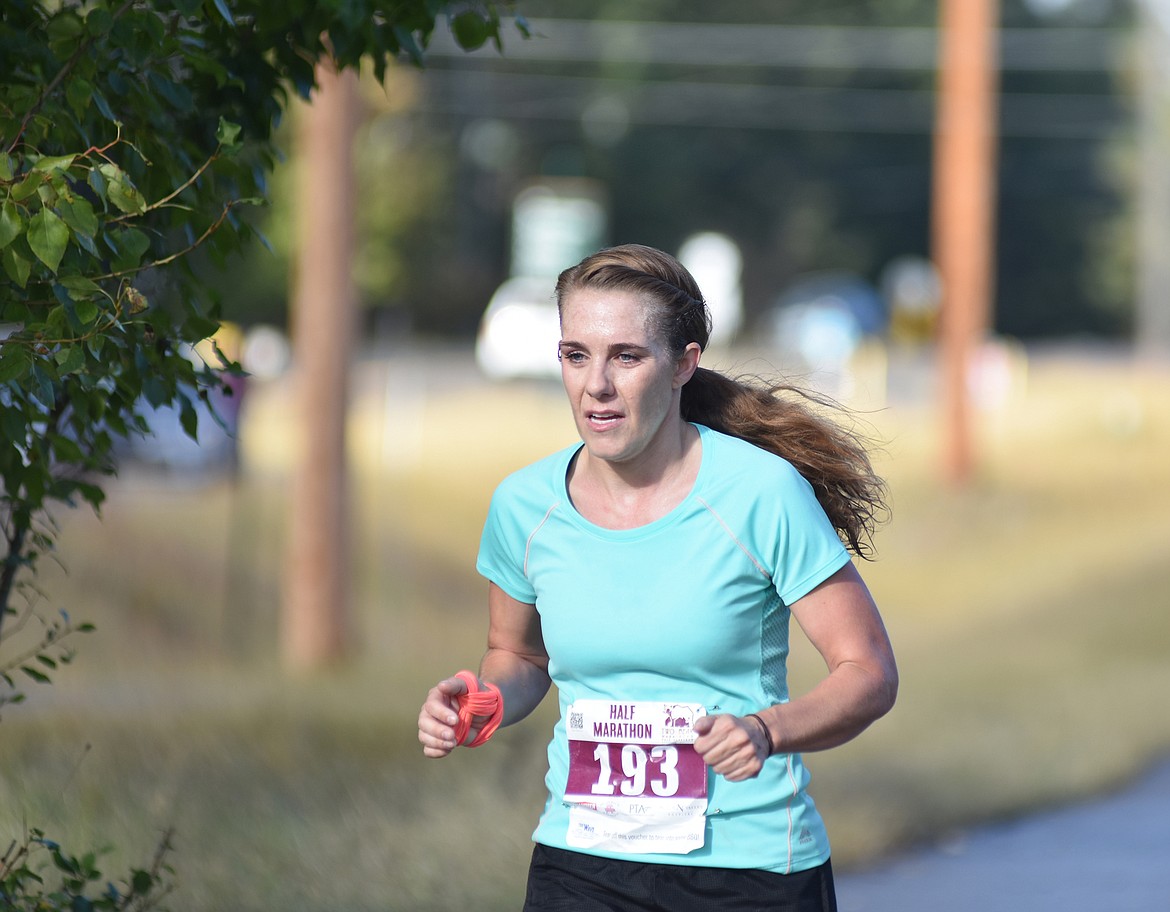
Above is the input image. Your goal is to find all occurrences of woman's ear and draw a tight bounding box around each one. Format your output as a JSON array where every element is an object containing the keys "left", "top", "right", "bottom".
[{"left": 673, "top": 342, "right": 702, "bottom": 389}]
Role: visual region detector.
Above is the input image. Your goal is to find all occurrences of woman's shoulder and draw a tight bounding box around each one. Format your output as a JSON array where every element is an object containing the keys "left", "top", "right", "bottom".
[
  {"left": 698, "top": 424, "right": 807, "bottom": 484},
  {"left": 492, "top": 441, "right": 580, "bottom": 499},
  {"left": 695, "top": 427, "right": 833, "bottom": 544}
]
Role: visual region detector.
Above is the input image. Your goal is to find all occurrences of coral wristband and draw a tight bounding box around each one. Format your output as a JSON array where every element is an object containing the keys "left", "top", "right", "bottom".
[{"left": 453, "top": 670, "right": 504, "bottom": 748}]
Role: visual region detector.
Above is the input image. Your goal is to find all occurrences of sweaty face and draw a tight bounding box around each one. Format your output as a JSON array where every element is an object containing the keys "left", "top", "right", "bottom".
[{"left": 558, "top": 288, "right": 695, "bottom": 468}]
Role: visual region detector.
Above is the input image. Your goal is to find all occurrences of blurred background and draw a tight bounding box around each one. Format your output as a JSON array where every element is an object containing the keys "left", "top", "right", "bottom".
[{"left": 3, "top": 1, "right": 1169, "bottom": 910}]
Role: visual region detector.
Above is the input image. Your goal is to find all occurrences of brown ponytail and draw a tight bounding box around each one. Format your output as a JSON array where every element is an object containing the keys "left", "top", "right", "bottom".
[{"left": 681, "top": 368, "right": 886, "bottom": 558}]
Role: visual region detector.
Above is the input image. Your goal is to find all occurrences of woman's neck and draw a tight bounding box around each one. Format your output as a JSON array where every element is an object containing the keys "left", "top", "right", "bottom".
[{"left": 569, "top": 422, "right": 701, "bottom": 529}]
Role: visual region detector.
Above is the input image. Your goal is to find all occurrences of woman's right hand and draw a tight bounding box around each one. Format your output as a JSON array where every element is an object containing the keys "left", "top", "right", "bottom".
[{"left": 417, "top": 675, "right": 471, "bottom": 758}]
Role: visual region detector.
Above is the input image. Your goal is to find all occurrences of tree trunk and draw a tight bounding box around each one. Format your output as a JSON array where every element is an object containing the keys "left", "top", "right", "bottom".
[
  {"left": 931, "top": 0, "right": 1000, "bottom": 485},
  {"left": 282, "top": 61, "right": 360, "bottom": 669}
]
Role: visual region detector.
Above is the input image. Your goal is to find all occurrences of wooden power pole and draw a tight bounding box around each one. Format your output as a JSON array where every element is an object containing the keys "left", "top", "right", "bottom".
[
  {"left": 1136, "top": 0, "right": 1170, "bottom": 358},
  {"left": 932, "top": 0, "right": 1000, "bottom": 485},
  {"left": 282, "top": 61, "right": 360, "bottom": 668}
]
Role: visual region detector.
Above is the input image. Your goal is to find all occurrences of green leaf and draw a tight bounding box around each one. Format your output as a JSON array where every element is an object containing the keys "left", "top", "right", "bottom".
[
  {"left": 112, "top": 228, "right": 151, "bottom": 271},
  {"left": 55, "top": 345, "right": 86, "bottom": 375},
  {"left": 0, "top": 201, "right": 23, "bottom": 250},
  {"left": 33, "top": 153, "right": 77, "bottom": 174},
  {"left": 74, "top": 298, "right": 100, "bottom": 324},
  {"left": 27, "top": 208, "right": 70, "bottom": 273},
  {"left": 74, "top": 230, "right": 99, "bottom": 258},
  {"left": 2, "top": 246, "right": 32, "bottom": 287},
  {"left": 212, "top": 0, "right": 235, "bottom": 26},
  {"left": 0, "top": 346, "right": 32, "bottom": 383},
  {"left": 393, "top": 25, "right": 425, "bottom": 63},
  {"left": 216, "top": 117, "right": 242, "bottom": 148},
  {"left": 75, "top": 482, "right": 106, "bottom": 509},
  {"left": 52, "top": 431, "right": 86, "bottom": 463},
  {"left": 59, "top": 275, "right": 104, "bottom": 300},
  {"left": 179, "top": 396, "right": 198, "bottom": 440},
  {"left": 131, "top": 869, "right": 155, "bottom": 894},
  {"left": 0, "top": 154, "right": 13, "bottom": 181},
  {"left": 0, "top": 403, "right": 28, "bottom": 439},
  {"left": 142, "top": 376, "right": 167, "bottom": 408},
  {"left": 46, "top": 8, "right": 83, "bottom": 48},
  {"left": 185, "top": 314, "right": 220, "bottom": 339},
  {"left": 87, "top": 165, "right": 108, "bottom": 202},
  {"left": 98, "top": 163, "right": 147, "bottom": 215},
  {"left": 108, "top": 69, "right": 129, "bottom": 96},
  {"left": 66, "top": 77, "right": 93, "bottom": 119},
  {"left": 59, "top": 197, "right": 99, "bottom": 239},
  {"left": 46, "top": 302, "right": 69, "bottom": 336},
  {"left": 450, "top": 11, "right": 490, "bottom": 50},
  {"left": 86, "top": 5, "right": 114, "bottom": 36},
  {"left": 29, "top": 362, "right": 57, "bottom": 410},
  {"left": 21, "top": 666, "right": 52, "bottom": 684},
  {"left": 91, "top": 90, "right": 116, "bottom": 122},
  {"left": 11, "top": 171, "right": 44, "bottom": 201},
  {"left": 148, "top": 71, "right": 194, "bottom": 114}
]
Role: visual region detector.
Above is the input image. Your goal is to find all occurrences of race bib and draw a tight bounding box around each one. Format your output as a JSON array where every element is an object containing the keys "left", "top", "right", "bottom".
[{"left": 563, "top": 700, "right": 708, "bottom": 855}]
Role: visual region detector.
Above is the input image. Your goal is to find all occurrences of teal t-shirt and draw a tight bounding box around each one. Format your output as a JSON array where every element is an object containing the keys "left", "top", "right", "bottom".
[{"left": 476, "top": 424, "right": 851, "bottom": 873}]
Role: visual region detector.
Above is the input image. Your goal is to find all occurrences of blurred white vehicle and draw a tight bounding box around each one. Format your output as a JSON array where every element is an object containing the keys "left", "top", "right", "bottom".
[{"left": 475, "top": 276, "right": 563, "bottom": 380}]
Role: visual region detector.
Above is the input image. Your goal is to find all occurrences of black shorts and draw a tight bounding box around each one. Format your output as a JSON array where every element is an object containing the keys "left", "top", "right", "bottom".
[{"left": 523, "top": 843, "right": 837, "bottom": 912}]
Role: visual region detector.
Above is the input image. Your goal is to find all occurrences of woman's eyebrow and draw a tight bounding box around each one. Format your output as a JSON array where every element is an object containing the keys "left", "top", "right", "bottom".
[
  {"left": 558, "top": 340, "right": 651, "bottom": 353},
  {"left": 607, "top": 342, "right": 652, "bottom": 354}
]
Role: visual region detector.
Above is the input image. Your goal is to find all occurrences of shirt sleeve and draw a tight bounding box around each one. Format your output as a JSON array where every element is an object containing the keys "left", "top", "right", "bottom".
[
  {"left": 767, "top": 462, "right": 851, "bottom": 606},
  {"left": 475, "top": 476, "right": 539, "bottom": 605}
]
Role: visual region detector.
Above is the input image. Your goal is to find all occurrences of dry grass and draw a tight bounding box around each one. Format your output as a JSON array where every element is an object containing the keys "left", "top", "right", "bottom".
[{"left": 2, "top": 345, "right": 1168, "bottom": 910}]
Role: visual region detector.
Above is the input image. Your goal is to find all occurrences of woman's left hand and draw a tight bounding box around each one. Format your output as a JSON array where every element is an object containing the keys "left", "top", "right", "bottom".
[{"left": 692, "top": 714, "right": 769, "bottom": 781}]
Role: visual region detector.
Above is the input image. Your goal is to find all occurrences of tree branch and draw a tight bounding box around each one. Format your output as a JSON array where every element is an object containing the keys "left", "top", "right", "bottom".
[{"left": 4, "top": 0, "right": 137, "bottom": 155}]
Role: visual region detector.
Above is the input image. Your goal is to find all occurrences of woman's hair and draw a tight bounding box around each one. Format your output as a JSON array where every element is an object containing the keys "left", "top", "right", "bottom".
[{"left": 555, "top": 244, "right": 888, "bottom": 558}]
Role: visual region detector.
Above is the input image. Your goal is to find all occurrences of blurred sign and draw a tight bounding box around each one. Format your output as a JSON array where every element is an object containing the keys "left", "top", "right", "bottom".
[
  {"left": 510, "top": 179, "right": 608, "bottom": 280},
  {"left": 881, "top": 255, "right": 941, "bottom": 345}
]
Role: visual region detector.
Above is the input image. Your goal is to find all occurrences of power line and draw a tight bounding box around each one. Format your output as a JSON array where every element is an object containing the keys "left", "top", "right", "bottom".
[
  {"left": 416, "top": 69, "right": 1128, "bottom": 138},
  {"left": 427, "top": 19, "right": 1130, "bottom": 74}
]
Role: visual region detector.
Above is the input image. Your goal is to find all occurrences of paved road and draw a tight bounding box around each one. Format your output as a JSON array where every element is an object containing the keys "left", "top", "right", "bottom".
[{"left": 836, "top": 757, "right": 1170, "bottom": 911}]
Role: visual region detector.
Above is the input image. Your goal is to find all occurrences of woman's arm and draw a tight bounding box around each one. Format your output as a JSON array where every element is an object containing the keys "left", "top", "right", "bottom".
[
  {"left": 695, "top": 561, "right": 897, "bottom": 779},
  {"left": 480, "top": 581, "right": 552, "bottom": 722},
  {"left": 768, "top": 560, "right": 898, "bottom": 752},
  {"left": 418, "top": 582, "right": 551, "bottom": 757}
]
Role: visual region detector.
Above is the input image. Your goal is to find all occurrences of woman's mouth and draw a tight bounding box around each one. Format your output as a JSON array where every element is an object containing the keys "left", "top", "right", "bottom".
[{"left": 587, "top": 410, "right": 623, "bottom": 429}]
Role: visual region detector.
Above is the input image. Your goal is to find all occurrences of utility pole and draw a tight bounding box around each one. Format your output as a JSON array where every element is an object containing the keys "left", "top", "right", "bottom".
[
  {"left": 932, "top": 0, "right": 1000, "bottom": 485},
  {"left": 282, "top": 61, "right": 360, "bottom": 668},
  {"left": 1136, "top": 0, "right": 1170, "bottom": 358}
]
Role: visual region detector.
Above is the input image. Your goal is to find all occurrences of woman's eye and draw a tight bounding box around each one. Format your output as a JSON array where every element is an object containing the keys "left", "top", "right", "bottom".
[
  {"left": 616, "top": 352, "right": 640, "bottom": 364},
  {"left": 560, "top": 350, "right": 586, "bottom": 364}
]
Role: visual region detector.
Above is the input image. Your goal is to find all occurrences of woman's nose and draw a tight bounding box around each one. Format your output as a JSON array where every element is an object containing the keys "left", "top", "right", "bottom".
[{"left": 585, "top": 360, "right": 613, "bottom": 397}]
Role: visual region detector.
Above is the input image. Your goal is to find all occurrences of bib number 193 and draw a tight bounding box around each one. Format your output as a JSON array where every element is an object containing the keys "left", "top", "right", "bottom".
[{"left": 590, "top": 743, "right": 680, "bottom": 797}]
